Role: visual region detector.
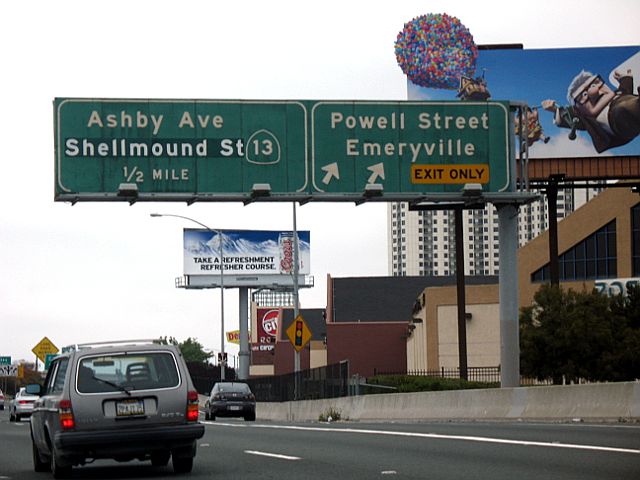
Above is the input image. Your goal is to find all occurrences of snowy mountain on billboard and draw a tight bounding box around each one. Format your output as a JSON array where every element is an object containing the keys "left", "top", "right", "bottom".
[{"left": 184, "top": 232, "right": 309, "bottom": 257}]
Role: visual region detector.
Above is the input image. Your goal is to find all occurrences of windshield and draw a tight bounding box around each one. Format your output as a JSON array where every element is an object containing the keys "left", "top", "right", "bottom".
[{"left": 76, "top": 352, "right": 180, "bottom": 393}]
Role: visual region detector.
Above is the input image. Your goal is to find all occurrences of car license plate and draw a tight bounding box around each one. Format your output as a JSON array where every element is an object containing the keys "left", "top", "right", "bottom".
[
  {"left": 229, "top": 405, "right": 241, "bottom": 411},
  {"left": 116, "top": 399, "right": 145, "bottom": 417}
]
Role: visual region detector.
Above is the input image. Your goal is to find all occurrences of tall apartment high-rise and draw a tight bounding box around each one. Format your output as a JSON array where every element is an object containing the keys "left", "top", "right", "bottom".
[{"left": 387, "top": 187, "right": 603, "bottom": 276}]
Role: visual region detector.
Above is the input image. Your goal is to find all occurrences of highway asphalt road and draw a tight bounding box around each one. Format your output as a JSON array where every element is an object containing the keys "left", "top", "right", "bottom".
[{"left": 1, "top": 408, "right": 639, "bottom": 479}]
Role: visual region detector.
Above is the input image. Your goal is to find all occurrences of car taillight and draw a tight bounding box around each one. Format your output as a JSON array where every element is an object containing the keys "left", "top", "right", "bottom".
[
  {"left": 19, "top": 400, "right": 30, "bottom": 405},
  {"left": 58, "top": 399, "right": 75, "bottom": 431},
  {"left": 186, "top": 390, "right": 199, "bottom": 422}
]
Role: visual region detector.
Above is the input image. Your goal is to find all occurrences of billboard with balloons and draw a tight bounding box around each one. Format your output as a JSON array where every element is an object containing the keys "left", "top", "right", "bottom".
[{"left": 395, "top": 14, "right": 640, "bottom": 159}]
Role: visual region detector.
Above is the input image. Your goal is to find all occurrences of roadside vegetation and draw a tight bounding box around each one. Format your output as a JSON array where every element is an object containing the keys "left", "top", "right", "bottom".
[
  {"left": 520, "top": 284, "right": 640, "bottom": 384},
  {"left": 159, "top": 336, "right": 213, "bottom": 363},
  {"left": 318, "top": 406, "right": 343, "bottom": 422},
  {"left": 365, "top": 375, "right": 498, "bottom": 393},
  {"left": 365, "top": 285, "right": 639, "bottom": 392}
]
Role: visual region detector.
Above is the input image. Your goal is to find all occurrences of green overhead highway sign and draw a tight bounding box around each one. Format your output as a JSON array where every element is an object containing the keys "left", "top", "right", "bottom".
[
  {"left": 54, "top": 98, "right": 513, "bottom": 203},
  {"left": 54, "top": 99, "right": 308, "bottom": 200},
  {"left": 310, "top": 101, "right": 511, "bottom": 195}
]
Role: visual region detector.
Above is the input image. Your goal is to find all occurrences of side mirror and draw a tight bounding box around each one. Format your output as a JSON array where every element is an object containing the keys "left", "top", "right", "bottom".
[{"left": 25, "top": 384, "right": 42, "bottom": 396}]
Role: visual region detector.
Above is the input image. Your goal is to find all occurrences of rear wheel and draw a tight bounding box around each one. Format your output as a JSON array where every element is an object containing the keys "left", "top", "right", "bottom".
[
  {"left": 244, "top": 412, "right": 256, "bottom": 421},
  {"left": 32, "top": 438, "right": 50, "bottom": 472},
  {"left": 173, "top": 456, "right": 193, "bottom": 474},
  {"left": 50, "top": 443, "right": 72, "bottom": 479}
]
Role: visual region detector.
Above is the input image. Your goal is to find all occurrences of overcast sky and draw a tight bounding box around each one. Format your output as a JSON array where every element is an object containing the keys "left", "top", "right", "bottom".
[{"left": 1, "top": 1, "right": 639, "bottom": 365}]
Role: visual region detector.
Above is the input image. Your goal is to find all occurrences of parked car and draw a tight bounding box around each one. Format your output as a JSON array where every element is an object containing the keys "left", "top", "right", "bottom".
[
  {"left": 29, "top": 339, "right": 205, "bottom": 478},
  {"left": 9, "top": 386, "right": 39, "bottom": 421},
  {"left": 0, "top": 388, "right": 4, "bottom": 410},
  {"left": 205, "top": 381, "right": 256, "bottom": 421}
]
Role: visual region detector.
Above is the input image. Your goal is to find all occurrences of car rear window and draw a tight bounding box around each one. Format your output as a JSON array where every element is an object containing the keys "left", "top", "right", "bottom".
[
  {"left": 217, "top": 383, "right": 251, "bottom": 394},
  {"left": 77, "top": 352, "right": 180, "bottom": 393}
]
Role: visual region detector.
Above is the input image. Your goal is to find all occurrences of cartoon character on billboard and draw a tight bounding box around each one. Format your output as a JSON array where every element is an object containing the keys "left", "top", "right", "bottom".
[
  {"left": 514, "top": 106, "right": 550, "bottom": 148},
  {"left": 542, "top": 69, "right": 640, "bottom": 153}
]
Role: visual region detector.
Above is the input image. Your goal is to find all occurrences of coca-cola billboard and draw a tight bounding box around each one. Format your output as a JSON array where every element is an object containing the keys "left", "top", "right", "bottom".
[{"left": 278, "top": 233, "right": 294, "bottom": 274}]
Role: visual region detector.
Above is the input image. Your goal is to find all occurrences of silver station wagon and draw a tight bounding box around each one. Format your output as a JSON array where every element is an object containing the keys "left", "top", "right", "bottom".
[{"left": 29, "top": 340, "right": 204, "bottom": 478}]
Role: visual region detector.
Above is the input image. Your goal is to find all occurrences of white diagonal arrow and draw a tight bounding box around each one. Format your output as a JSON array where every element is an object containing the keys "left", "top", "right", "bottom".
[
  {"left": 367, "top": 163, "right": 385, "bottom": 184},
  {"left": 321, "top": 162, "right": 340, "bottom": 185}
]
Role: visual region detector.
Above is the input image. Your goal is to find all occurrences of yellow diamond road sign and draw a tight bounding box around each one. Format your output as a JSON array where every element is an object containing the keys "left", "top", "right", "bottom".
[
  {"left": 32, "top": 337, "right": 59, "bottom": 363},
  {"left": 286, "top": 314, "right": 312, "bottom": 353}
]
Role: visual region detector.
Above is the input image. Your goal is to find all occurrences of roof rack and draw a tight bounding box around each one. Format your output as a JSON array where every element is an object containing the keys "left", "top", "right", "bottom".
[{"left": 61, "top": 339, "right": 161, "bottom": 353}]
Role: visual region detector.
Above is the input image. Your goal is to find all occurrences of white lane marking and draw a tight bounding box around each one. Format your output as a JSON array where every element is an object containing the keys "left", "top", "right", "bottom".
[
  {"left": 381, "top": 470, "right": 397, "bottom": 475},
  {"left": 206, "top": 421, "right": 640, "bottom": 455},
  {"left": 244, "top": 450, "right": 301, "bottom": 461}
]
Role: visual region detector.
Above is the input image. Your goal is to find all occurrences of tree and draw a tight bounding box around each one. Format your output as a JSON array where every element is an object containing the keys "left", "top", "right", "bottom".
[
  {"left": 159, "top": 336, "right": 212, "bottom": 364},
  {"left": 520, "top": 285, "right": 568, "bottom": 384},
  {"left": 519, "top": 284, "right": 636, "bottom": 384},
  {"left": 606, "top": 284, "right": 640, "bottom": 380},
  {"left": 158, "top": 336, "right": 179, "bottom": 346},
  {"left": 178, "top": 337, "right": 213, "bottom": 364}
]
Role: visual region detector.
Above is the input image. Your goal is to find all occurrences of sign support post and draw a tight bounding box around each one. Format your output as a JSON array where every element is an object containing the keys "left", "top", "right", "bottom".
[
  {"left": 219, "top": 231, "right": 225, "bottom": 381},
  {"left": 454, "top": 207, "right": 468, "bottom": 381},
  {"left": 292, "top": 202, "right": 301, "bottom": 399},
  {"left": 498, "top": 203, "right": 520, "bottom": 387},
  {"left": 238, "top": 287, "right": 250, "bottom": 380}
]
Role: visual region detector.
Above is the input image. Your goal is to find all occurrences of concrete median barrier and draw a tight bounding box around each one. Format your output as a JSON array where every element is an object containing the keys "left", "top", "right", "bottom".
[{"left": 255, "top": 382, "right": 640, "bottom": 422}]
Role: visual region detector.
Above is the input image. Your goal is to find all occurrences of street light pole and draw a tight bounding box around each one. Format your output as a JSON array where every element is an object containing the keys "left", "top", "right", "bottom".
[{"left": 150, "top": 213, "right": 225, "bottom": 380}]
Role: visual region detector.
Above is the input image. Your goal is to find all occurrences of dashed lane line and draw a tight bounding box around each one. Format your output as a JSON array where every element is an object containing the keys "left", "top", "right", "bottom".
[{"left": 244, "top": 450, "right": 301, "bottom": 461}]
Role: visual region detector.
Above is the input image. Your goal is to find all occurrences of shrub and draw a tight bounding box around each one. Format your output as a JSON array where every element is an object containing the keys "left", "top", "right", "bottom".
[{"left": 318, "top": 405, "right": 343, "bottom": 422}]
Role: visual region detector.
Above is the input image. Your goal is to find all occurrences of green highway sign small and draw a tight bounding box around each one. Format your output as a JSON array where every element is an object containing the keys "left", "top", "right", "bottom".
[
  {"left": 54, "top": 98, "right": 513, "bottom": 202},
  {"left": 0, "top": 356, "right": 11, "bottom": 365}
]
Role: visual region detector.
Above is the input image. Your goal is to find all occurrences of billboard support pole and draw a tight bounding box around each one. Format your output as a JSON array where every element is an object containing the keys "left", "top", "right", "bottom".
[
  {"left": 238, "top": 287, "right": 250, "bottom": 380},
  {"left": 545, "top": 175, "right": 563, "bottom": 287}
]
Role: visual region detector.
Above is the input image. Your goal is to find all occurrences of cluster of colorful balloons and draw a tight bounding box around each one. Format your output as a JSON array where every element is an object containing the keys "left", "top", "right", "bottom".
[{"left": 395, "top": 13, "right": 478, "bottom": 89}]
